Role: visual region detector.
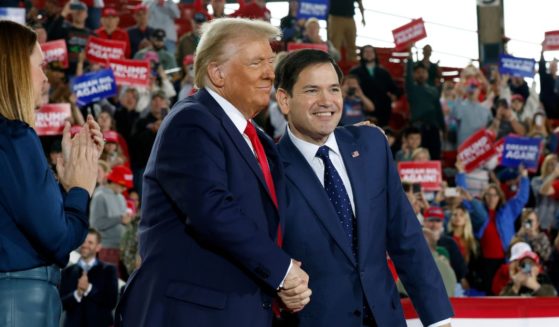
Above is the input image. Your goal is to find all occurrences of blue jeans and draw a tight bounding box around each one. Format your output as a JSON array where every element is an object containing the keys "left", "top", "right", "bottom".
[
  {"left": 0, "top": 266, "right": 62, "bottom": 327},
  {"left": 165, "top": 39, "right": 177, "bottom": 56}
]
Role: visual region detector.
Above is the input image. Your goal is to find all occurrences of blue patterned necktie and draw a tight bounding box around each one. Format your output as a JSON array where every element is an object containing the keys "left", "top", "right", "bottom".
[{"left": 316, "top": 145, "right": 357, "bottom": 257}]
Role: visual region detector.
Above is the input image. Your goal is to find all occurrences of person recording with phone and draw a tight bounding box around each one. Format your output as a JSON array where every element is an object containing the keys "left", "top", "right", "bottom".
[
  {"left": 339, "top": 74, "right": 374, "bottom": 126},
  {"left": 511, "top": 209, "right": 552, "bottom": 262},
  {"left": 499, "top": 242, "right": 556, "bottom": 296}
]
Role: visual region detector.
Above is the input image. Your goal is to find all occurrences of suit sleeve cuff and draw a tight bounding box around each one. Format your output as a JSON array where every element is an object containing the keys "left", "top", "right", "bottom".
[
  {"left": 83, "top": 283, "right": 93, "bottom": 297},
  {"left": 428, "top": 318, "right": 452, "bottom": 327},
  {"left": 65, "top": 187, "right": 90, "bottom": 213},
  {"left": 73, "top": 290, "right": 83, "bottom": 303},
  {"left": 277, "top": 260, "right": 293, "bottom": 290}
]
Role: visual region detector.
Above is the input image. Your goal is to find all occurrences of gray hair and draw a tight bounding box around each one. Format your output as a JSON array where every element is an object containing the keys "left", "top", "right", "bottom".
[{"left": 194, "top": 18, "right": 280, "bottom": 88}]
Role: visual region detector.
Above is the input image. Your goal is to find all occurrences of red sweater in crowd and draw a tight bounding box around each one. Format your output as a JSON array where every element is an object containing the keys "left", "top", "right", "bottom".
[{"left": 95, "top": 27, "right": 132, "bottom": 58}]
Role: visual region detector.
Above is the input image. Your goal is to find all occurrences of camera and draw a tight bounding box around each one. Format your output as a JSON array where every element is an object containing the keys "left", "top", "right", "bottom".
[
  {"left": 524, "top": 220, "right": 532, "bottom": 230},
  {"left": 347, "top": 87, "right": 357, "bottom": 97},
  {"left": 520, "top": 261, "right": 532, "bottom": 274}
]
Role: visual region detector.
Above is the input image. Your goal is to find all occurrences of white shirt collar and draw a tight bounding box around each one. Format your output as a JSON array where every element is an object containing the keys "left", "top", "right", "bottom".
[
  {"left": 78, "top": 257, "right": 97, "bottom": 269},
  {"left": 206, "top": 87, "right": 248, "bottom": 135},
  {"left": 287, "top": 125, "right": 341, "bottom": 163}
]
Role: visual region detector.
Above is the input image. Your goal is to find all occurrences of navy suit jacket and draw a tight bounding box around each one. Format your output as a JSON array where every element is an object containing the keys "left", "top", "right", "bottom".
[
  {"left": 60, "top": 260, "right": 118, "bottom": 327},
  {"left": 117, "top": 88, "right": 291, "bottom": 326},
  {"left": 277, "top": 126, "right": 453, "bottom": 327}
]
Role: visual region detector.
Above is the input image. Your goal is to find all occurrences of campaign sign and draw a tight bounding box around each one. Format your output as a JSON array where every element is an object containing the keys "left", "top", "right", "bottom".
[
  {"left": 501, "top": 136, "right": 543, "bottom": 170},
  {"left": 0, "top": 7, "right": 25, "bottom": 24},
  {"left": 287, "top": 42, "right": 328, "bottom": 53},
  {"left": 71, "top": 69, "right": 117, "bottom": 106},
  {"left": 392, "top": 18, "right": 427, "bottom": 49},
  {"left": 41, "top": 40, "right": 69, "bottom": 68},
  {"left": 297, "top": 0, "right": 329, "bottom": 20},
  {"left": 86, "top": 36, "right": 126, "bottom": 64},
  {"left": 457, "top": 129, "right": 496, "bottom": 173},
  {"left": 35, "top": 103, "right": 71, "bottom": 136},
  {"left": 108, "top": 58, "right": 150, "bottom": 88},
  {"left": 544, "top": 31, "right": 559, "bottom": 51},
  {"left": 398, "top": 161, "right": 442, "bottom": 192},
  {"left": 499, "top": 54, "right": 536, "bottom": 78}
]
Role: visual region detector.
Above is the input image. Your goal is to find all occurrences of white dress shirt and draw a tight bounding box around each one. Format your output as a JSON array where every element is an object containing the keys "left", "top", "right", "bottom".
[{"left": 73, "top": 257, "right": 96, "bottom": 302}]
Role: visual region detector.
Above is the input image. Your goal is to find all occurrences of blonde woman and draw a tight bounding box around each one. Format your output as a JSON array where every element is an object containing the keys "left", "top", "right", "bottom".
[
  {"left": 447, "top": 204, "right": 479, "bottom": 264},
  {"left": 533, "top": 154, "right": 559, "bottom": 230},
  {"left": 0, "top": 21, "right": 102, "bottom": 327}
]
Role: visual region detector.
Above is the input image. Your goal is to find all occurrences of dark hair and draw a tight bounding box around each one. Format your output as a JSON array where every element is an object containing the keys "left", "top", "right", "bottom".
[
  {"left": 88, "top": 228, "right": 102, "bottom": 243},
  {"left": 413, "top": 61, "right": 427, "bottom": 71},
  {"left": 403, "top": 126, "right": 421, "bottom": 138},
  {"left": 343, "top": 74, "right": 360, "bottom": 83},
  {"left": 274, "top": 49, "right": 343, "bottom": 95},
  {"left": 359, "top": 45, "right": 378, "bottom": 65},
  {"left": 496, "top": 98, "right": 509, "bottom": 108}
]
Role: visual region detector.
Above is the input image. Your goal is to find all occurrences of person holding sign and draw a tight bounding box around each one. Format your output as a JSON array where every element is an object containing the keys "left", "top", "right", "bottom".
[
  {"left": 0, "top": 21, "right": 103, "bottom": 327},
  {"left": 274, "top": 49, "right": 452, "bottom": 327},
  {"left": 456, "top": 161, "right": 529, "bottom": 295}
]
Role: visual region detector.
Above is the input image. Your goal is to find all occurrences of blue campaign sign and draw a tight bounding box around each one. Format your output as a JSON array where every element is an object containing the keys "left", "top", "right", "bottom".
[
  {"left": 71, "top": 69, "right": 117, "bottom": 106},
  {"left": 0, "top": 7, "right": 26, "bottom": 24},
  {"left": 297, "top": 0, "right": 329, "bottom": 20},
  {"left": 498, "top": 54, "right": 536, "bottom": 78},
  {"left": 501, "top": 136, "right": 542, "bottom": 169}
]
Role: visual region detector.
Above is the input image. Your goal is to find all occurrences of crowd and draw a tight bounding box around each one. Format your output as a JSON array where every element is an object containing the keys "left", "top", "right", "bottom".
[{"left": 2, "top": 0, "right": 559, "bottom": 325}]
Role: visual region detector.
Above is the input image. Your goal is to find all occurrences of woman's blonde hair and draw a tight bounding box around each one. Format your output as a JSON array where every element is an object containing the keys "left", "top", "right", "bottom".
[
  {"left": 194, "top": 18, "right": 280, "bottom": 88},
  {"left": 540, "top": 154, "right": 558, "bottom": 178},
  {"left": 447, "top": 205, "right": 478, "bottom": 261},
  {"left": 0, "top": 21, "right": 38, "bottom": 125}
]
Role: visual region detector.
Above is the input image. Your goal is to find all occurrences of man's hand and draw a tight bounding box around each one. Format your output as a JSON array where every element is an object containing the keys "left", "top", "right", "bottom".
[
  {"left": 278, "top": 260, "right": 311, "bottom": 312},
  {"left": 77, "top": 271, "right": 89, "bottom": 294}
]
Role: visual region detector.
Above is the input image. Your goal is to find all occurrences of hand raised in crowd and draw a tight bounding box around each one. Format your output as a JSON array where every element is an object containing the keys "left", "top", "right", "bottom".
[
  {"left": 77, "top": 271, "right": 89, "bottom": 296},
  {"left": 518, "top": 163, "right": 528, "bottom": 177},
  {"left": 278, "top": 260, "right": 312, "bottom": 312},
  {"left": 56, "top": 125, "right": 99, "bottom": 196},
  {"left": 509, "top": 261, "right": 540, "bottom": 294}
]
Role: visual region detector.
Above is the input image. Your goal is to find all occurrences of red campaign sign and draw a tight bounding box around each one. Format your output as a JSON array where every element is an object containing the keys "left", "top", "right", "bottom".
[
  {"left": 40, "top": 40, "right": 68, "bottom": 68},
  {"left": 108, "top": 58, "right": 150, "bottom": 88},
  {"left": 392, "top": 18, "right": 427, "bottom": 49},
  {"left": 457, "top": 129, "right": 496, "bottom": 173},
  {"left": 398, "top": 161, "right": 442, "bottom": 192},
  {"left": 34, "top": 103, "right": 71, "bottom": 136},
  {"left": 287, "top": 42, "right": 328, "bottom": 53},
  {"left": 495, "top": 137, "right": 505, "bottom": 164},
  {"left": 544, "top": 30, "right": 559, "bottom": 51},
  {"left": 86, "top": 36, "right": 126, "bottom": 64}
]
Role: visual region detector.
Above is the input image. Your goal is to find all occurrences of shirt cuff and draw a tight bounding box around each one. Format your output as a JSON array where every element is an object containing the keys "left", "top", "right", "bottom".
[
  {"left": 83, "top": 283, "right": 93, "bottom": 297},
  {"left": 278, "top": 260, "right": 293, "bottom": 290},
  {"left": 428, "top": 318, "right": 452, "bottom": 327},
  {"left": 73, "top": 290, "right": 83, "bottom": 303}
]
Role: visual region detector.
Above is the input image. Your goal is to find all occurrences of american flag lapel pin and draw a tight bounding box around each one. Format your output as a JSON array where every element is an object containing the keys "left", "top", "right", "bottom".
[{"left": 352, "top": 151, "right": 360, "bottom": 158}]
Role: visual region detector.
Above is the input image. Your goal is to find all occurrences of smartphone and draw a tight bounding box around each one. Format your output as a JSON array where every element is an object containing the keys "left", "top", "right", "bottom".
[
  {"left": 412, "top": 183, "right": 421, "bottom": 194},
  {"left": 535, "top": 115, "right": 544, "bottom": 126},
  {"left": 445, "top": 187, "right": 459, "bottom": 197},
  {"left": 520, "top": 261, "right": 532, "bottom": 274}
]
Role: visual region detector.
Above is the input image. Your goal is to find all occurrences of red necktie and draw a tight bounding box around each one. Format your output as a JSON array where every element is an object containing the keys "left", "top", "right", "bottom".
[
  {"left": 244, "top": 121, "right": 283, "bottom": 246},
  {"left": 245, "top": 120, "right": 284, "bottom": 317}
]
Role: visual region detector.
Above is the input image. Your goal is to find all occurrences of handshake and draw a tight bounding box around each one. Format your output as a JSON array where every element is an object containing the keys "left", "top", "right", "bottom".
[{"left": 278, "top": 260, "right": 312, "bottom": 313}]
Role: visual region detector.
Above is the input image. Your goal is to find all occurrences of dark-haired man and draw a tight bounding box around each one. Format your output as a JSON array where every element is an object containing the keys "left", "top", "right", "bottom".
[
  {"left": 60, "top": 229, "right": 118, "bottom": 327},
  {"left": 275, "top": 49, "right": 453, "bottom": 327}
]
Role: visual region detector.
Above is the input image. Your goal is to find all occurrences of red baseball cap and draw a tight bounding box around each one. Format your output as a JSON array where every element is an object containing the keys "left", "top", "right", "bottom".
[
  {"left": 511, "top": 94, "right": 525, "bottom": 103},
  {"left": 424, "top": 206, "right": 445, "bottom": 221},
  {"left": 103, "top": 130, "right": 119, "bottom": 144},
  {"left": 132, "top": 4, "right": 148, "bottom": 13},
  {"left": 107, "top": 165, "right": 134, "bottom": 189},
  {"left": 102, "top": 7, "right": 118, "bottom": 18}
]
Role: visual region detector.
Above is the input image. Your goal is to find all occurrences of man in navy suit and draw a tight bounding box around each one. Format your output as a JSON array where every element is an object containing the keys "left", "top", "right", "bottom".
[
  {"left": 116, "top": 18, "right": 311, "bottom": 327},
  {"left": 274, "top": 50, "right": 453, "bottom": 327},
  {"left": 59, "top": 229, "right": 118, "bottom": 327}
]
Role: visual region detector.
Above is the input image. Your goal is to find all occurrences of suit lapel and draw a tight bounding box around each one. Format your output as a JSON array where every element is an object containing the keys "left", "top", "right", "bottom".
[
  {"left": 196, "top": 89, "right": 272, "bottom": 206},
  {"left": 279, "top": 134, "right": 356, "bottom": 266},
  {"left": 335, "top": 129, "right": 372, "bottom": 263}
]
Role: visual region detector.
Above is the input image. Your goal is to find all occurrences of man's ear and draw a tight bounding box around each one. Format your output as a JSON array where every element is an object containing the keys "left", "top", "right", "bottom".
[
  {"left": 207, "top": 62, "right": 225, "bottom": 88},
  {"left": 275, "top": 88, "right": 290, "bottom": 115}
]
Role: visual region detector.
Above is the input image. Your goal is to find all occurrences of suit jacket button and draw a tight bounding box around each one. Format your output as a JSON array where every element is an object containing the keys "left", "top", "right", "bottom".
[{"left": 353, "top": 310, "right": 361, "bottom": 317}]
